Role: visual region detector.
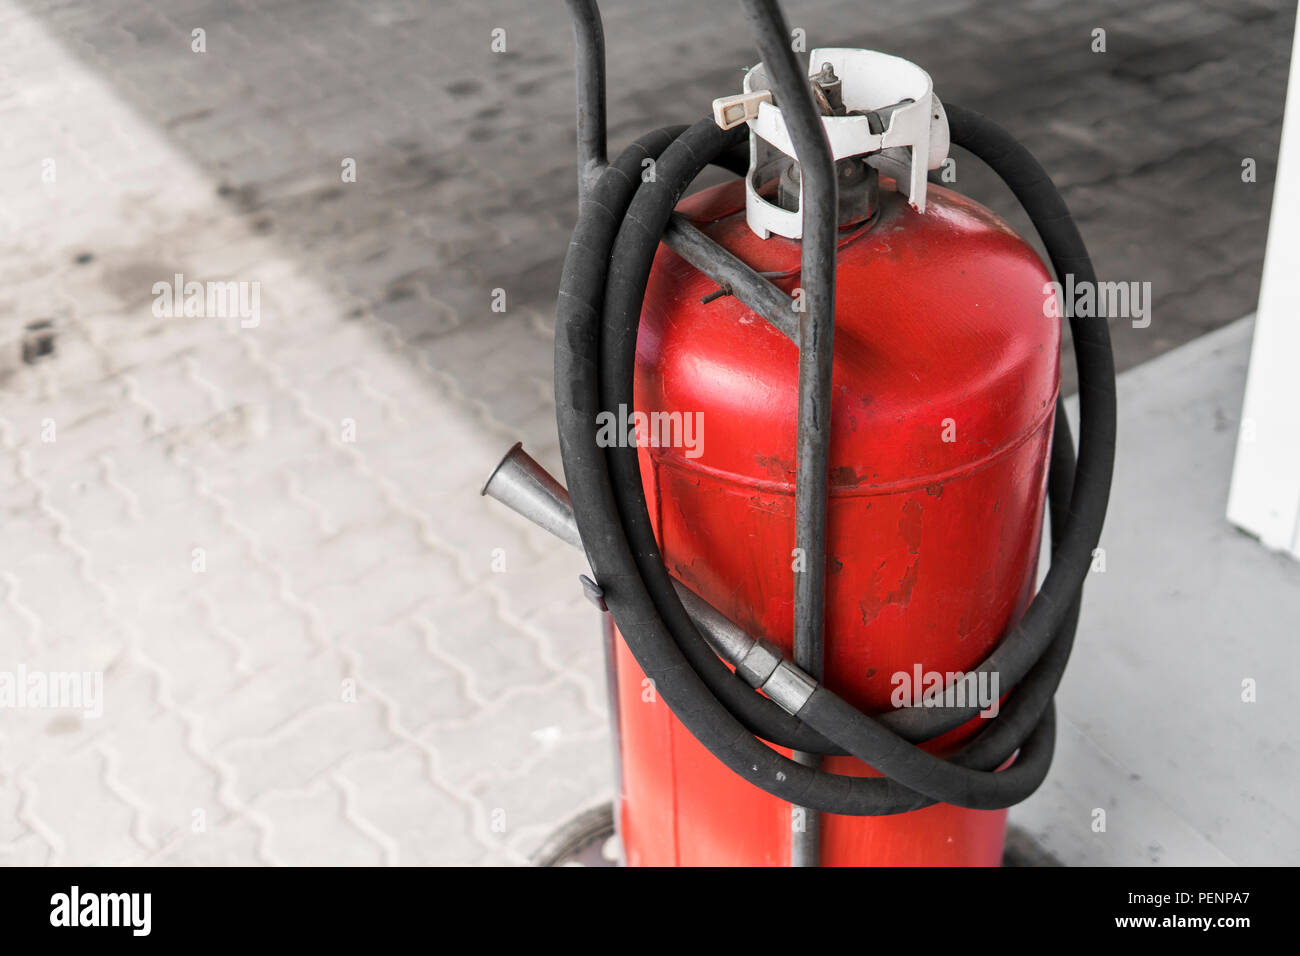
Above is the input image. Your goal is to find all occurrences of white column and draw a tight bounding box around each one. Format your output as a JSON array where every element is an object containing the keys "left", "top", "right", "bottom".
[{"left": 1227, "top": 12, "right": 1300, "bottom": 560}]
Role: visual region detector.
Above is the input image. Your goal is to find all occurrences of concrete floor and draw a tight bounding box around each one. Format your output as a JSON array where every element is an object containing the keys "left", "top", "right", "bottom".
[{"left": 1012, "top": 316, "right": 1300, "bottom": 866}]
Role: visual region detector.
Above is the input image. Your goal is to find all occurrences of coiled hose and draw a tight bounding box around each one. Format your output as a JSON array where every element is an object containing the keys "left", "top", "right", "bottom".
[{"left": 554, "top": 105, "right": 1116, "bottom": 814}]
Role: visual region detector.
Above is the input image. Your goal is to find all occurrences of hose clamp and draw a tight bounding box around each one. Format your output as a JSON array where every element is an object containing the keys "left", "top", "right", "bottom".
[
  {"left": 736, "top": 638, "right": 783, "bottom": 687},
  {"left": 762, "top": 661, "right": 818, "bottom": 716},
  {"left": 735, "top": 639, "right": 817, "bottom": 715}
]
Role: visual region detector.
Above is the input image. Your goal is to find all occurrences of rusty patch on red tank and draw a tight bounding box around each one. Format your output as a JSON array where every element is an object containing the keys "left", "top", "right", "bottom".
[
  {"left": 857, "top": 548, "right": 920, "bottom": 627},
  {"left": 891, "top": 559, "right": 919, "bottom": 606},
  {"left": 831, "top": 464, "right": 866, "bottom": 486},
  {"left": 899, "top": 499, "right": 923, "bottom": 554},
  {"left": 754, "top": 454, "right": 794, "bottom": 480}
]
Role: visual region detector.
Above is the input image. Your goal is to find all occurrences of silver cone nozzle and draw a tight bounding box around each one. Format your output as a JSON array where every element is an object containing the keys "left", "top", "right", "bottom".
[
  {"left": 480, "top": 442, "right": 760, "bottom": 666},
  {"left": 480, "top": 442, "right": 583, "bottom": 550}
]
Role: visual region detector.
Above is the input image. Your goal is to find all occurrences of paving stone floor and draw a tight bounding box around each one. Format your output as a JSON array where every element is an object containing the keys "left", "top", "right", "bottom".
[{"left": 0, "top": 0, "right": 1292, "bottom": 864}]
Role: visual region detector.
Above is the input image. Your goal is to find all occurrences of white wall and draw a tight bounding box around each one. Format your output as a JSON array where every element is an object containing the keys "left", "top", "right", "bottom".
[{"left": 1227, "top": 12, "right": 1300, "bottom": 560}]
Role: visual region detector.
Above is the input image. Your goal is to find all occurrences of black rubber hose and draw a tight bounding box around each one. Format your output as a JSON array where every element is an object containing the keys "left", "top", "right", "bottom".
[
  {"left": 601, "top": 118, "right": 1091, "bottom": 756},
  {"left": 601, "top": 120, "right": 1089, "bottom": 756},
  {"left": 569, "top": 115, "right": 1066, "bottom": 811},
  {"left": 594, "top": 117, "right": 1082, "bottom": 808},
  {"left": 566, "top": 120, "right": 1033, "bottom": 810},
  {"left": 555, "top": 110, "right": 1114, "bottom": 812}
]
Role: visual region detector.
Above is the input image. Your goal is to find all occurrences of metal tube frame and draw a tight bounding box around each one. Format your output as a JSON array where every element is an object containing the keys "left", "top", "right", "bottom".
[
  {"left": 564, "top": 0, "right": 609, "bottom": 202},
  {"left": 740, "top": 0, "right": 838, "bottom": 869},
  {"left": 661, "top": 215, "right": 798, "bottom": 342},
  {"left": 562, "top": 0, "right": 838, "bottom": 867}
]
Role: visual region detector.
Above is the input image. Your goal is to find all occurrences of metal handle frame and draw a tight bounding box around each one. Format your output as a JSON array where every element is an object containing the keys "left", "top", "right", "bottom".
[{"left": 563, "top": 0, "right": 838, "bottom": 867}]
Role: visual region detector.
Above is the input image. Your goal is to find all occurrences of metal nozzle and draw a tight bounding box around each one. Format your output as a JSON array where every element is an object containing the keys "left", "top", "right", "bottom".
[
  {"left": 480, "top": 442, "right": 760, "bottom": 666},
  {"left": 480, "top": 442, "right": 583, "bottom": 550}
]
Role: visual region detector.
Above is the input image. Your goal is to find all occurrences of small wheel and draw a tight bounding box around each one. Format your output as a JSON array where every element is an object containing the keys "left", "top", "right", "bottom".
[{"left": 531, "top": 803, "right": 619, "bottom": 867}]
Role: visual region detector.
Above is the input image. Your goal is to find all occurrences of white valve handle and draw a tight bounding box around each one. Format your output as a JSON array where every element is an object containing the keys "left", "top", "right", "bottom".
[{"left": 723, "top": 48, "right": 951, "bottom": 238}]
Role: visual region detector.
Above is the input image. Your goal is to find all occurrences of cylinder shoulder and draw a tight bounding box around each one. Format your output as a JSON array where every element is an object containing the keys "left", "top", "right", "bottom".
[{"left": 638, "top": 180, "right": 1060, "bottom": 490}]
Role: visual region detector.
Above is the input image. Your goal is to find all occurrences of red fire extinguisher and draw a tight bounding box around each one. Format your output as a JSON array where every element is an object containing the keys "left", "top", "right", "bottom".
[{"left": 484, "top": 0, "right": 1115, "bottom": 867}]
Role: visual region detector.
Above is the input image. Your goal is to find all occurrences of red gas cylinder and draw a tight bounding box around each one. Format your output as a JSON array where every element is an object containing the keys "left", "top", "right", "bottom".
[{"left": 614, "top": 172, "right": 1059, "bottom": 866}]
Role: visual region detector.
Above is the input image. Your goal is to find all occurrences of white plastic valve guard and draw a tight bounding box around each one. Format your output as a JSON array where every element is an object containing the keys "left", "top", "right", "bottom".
[{"left": 729, "top": 48, "right": 950, "bottom": 239}]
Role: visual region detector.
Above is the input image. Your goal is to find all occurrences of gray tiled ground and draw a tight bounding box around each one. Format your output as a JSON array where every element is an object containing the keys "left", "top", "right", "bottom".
[{"left": 0, "top": 0, "right": 1292, "bottom": 865}]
